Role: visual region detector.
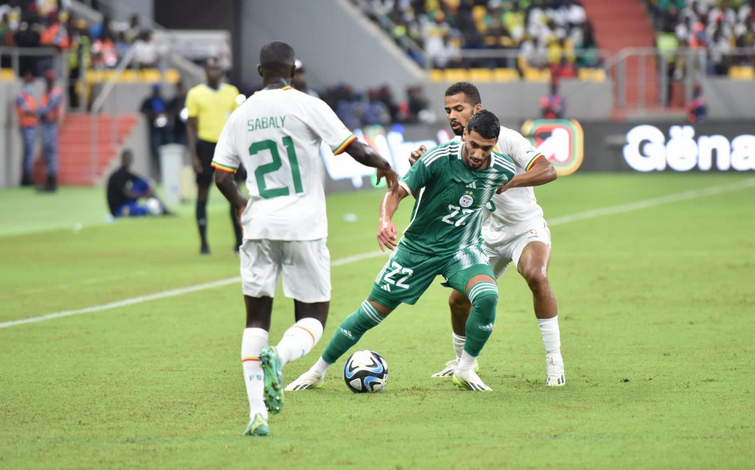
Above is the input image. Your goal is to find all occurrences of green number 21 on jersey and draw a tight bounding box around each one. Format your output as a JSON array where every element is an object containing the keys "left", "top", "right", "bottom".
[{"left": 250, "top": 137, "right": 304, "bottom": 199}]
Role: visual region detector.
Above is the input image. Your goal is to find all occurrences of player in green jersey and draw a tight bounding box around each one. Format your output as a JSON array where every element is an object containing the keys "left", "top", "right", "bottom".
[{"left": 282, "top": 110, "right": 516, "bottom": 392}]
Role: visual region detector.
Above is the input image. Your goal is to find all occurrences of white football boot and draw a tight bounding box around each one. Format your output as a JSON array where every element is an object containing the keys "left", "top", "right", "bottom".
[
  {"left": 431, "top": 358, "right": 480, "bottom": 377},
  {"left": 545, "top": 355, "right": 566, "bottom": 387},
  {"left": 285, "top": 369, "right": 325, "bottom": 391},
  {"left": 452, "top": 368, "right": 492, "bottom": 391}
]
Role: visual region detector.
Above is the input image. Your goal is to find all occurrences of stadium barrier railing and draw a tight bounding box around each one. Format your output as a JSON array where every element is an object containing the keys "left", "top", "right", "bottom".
[{"left": 613, "top": 47, "right": 755, "bottom": 109}]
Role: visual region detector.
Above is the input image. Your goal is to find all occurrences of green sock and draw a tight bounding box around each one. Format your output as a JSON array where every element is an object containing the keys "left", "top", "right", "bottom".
[
  {"left": 322, "top": 300, "right": 384, "bottom": 364},
  {"left": 463, "top": 283, "right": 498, "bottom": 357}
]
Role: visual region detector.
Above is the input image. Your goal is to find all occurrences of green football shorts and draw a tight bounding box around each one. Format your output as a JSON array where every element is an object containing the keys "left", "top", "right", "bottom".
[{"left": 368, "top": 243, "right": 495, "bottom": 310}]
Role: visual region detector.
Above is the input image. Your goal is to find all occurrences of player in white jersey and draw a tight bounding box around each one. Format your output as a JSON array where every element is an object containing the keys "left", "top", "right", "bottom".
[
  {"left": 410, "top": 82, "right": 565, "bottom": 386},
  {"left": 212, "top": 41, "right": 398, "bottom": 437}
]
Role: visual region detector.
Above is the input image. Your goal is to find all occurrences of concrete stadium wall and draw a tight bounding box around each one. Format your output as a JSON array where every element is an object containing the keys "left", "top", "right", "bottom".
[
  {"left": 425, "top": 79, "right": 613, "bottom": 125},
  {"left": 700, "top": 78, "right": 755, "bottom": 120},
  {"left": 239, "top": 0, "right": 426, "bottom": 95}
]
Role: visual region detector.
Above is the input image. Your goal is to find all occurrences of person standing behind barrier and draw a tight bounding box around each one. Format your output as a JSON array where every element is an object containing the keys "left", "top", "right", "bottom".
[
  {"left": 186, "top": 57, "right": 244, "bottom": 255},
  {"left": 140, "top": 83, "right": 170, "bottom": 175},
  {"left": 17, "top": 70, "right": 38, "bottom": 187},
  {"left": 37, "top": 69, "right": 61, "bottom": 192},
  {"left": 168, "top": 81, "right": 187, "bottom": 145}
]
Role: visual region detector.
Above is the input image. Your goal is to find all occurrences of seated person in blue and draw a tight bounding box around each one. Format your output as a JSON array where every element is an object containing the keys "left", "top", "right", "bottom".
[{"left": 106, "top": 149, "right": 170, "bottom": 217}]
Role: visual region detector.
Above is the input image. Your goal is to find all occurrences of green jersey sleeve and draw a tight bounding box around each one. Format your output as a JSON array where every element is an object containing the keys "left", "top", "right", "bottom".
[{"left": 399, "top": 156, "right": 434, "bottom": 197}]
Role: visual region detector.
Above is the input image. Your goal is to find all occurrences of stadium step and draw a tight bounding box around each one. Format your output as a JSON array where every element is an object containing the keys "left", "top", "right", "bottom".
[
  {"left": 581, "top": 0, "right": 659, "bottom": 109},
  {"left": 32, "top": 113, "right": 142, "bottom": 186}
]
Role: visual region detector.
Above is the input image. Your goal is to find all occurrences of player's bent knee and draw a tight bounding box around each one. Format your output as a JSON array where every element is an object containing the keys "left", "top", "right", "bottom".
[
  {"left": 472, "top": 290, "right": 498, "bottom": 324},
  {"left": 448, "top": 290, "right": 472, "bottom": 310},
  {"left": 469, "top": 282, "right": 498, "bottom": 323},
  {"left": 523, "top": 268, "right": 549, "bottom": 290}
]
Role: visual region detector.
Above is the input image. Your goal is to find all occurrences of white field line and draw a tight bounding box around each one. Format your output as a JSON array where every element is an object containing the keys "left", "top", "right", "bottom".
[
  {"left": 546, "top": 178, "right": 755, "bottom": 227},
  {"left": 0, "top": 271, "right": 150, "bottom": 300},
  {"left": 2, "top": 178, "right": 753, "bottom": 330}
]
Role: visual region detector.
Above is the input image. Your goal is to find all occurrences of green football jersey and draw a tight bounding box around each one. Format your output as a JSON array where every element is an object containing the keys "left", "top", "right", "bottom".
[{"left": 398, "top": 140, "right": 516, "bottom": 256}]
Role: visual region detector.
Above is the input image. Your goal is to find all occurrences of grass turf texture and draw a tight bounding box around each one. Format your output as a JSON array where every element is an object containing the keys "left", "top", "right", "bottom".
[{"left": 1, "top": 173, "right": 754, "bottom": 469}]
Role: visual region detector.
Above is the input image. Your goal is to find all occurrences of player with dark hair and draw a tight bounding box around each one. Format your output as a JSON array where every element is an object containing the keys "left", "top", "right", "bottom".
[
  {"left": 212, "top": 41, "right": 398, "bottom": 437},
  {"left": 287, "top": 110, "right": 516, "bottom": 395},
  {"left": 186, "top": 57, "right": 244, "bottom": 255},
  {"left": 412, "top": 82, "right": 565, "bottom": 386}
]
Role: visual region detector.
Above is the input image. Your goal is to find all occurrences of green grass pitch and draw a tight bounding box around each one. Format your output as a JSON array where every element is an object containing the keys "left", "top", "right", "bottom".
[{"left": 1, "top": 173, "right": 754, "bottom": 469}]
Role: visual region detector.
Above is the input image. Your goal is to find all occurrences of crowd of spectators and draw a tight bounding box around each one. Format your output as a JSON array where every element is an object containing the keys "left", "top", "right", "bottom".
[
  {"left": 319, "top": 83, "right": 435, "bottom": 128},
  {"left": 650, "top": 0, "right": 755, "bottom": 75},
  {"left": 289, "top": 63, "right": 435, "bottom": 128},
  {"left": 352, "top": 0, "right": 600, "bottom": 73},
  {"left": 0, "top": 0, "right": 159, "bottom": 75}
]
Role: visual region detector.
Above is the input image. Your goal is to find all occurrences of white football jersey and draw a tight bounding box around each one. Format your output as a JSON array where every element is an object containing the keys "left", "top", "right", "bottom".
[
  {"left": 453, "top": 125, "right": 546, "bottom": 243},
  {"left": 212, "top": 86, "right": 355, "bottom": 241}
]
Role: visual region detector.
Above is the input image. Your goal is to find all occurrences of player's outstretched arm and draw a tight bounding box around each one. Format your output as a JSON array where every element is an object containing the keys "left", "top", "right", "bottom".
[
  {"left": 344, "top": 141, "right": 399, "bottom": 192},
  {"left": 215, "top": 171, "right": 249, "bottom": 221},
  {"left": 497, "top": 156, "right": 557, "bottom": 194},
  {"left": 377, "top": 186, "right": 409, "bottom": 252}
]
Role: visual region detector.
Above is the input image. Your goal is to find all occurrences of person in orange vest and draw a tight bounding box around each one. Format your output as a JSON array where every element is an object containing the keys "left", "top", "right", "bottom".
[
  {"left": 39, "top": 12, "right": 70, "bottom": 50},
  {"left": 17, "top": 70, "right": 38, "bottom": 187},
  {"left": 540, "top": 80, "right": 565, "bottom": 119},
  {"left": 38, "top": 69, "right": 62, "bottom": 192}
]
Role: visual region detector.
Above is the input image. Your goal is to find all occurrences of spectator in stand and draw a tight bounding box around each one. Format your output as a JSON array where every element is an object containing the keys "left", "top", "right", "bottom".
[
  {"left": 37, "top": 68, "right": 61, "bottom": 192},
  {"left": 90, "top": 13, "right": 111, "bottom": 40},
  {"left": 540, "top": 80, "right": 565, "bottom": 119},
  {"left": 168, "top": 81, "right": 187, "bottom": 145},
  {"left": 709, "top": 22, "right": 733, "bottom": 74},
  {"left": 0, "top": 13, "right": 14, "bottom": 46},
  {"left": 363, "top": 89, "right": 391, "bottom": 126},
  {"left": 132, "top": 30, "right": 159, "bottom": 69},
  {"left": 91, "top": 30, "right": 117, "bottom": 68},
  {"left": 551, "top": 54, "right": 577, "bottom": 79},
  {"left": 17, "top": 69, "right": 38, "bottom": 187},
  {"left": 407, "top": 85, "right": 434, "bottom": 123},
  {"left": 124, "top": 14, "right": 141, "bottom": 44},
  {"left": 39, "top": 12, "right": 68, "bottom": 49},
  {"left": 687, "top": 84, "right": 707, "bottom": 123},
  {"left": 292, "top": 60, "right": 319, "bottom": 98},
  {"left": 140, "top": 83, "right": 170, "bottom": 174},
  {"left": 106, "top": 149, "right": 171, "bottom": 218},
  {"left": 114, "top": 31, "right": 129, "bottom": 60},
  {"left": 14, "top": 10, "right": 41, "bottom": 73},
  {"left": 66, "top": 17, "right": 89, "bottom": 108},
  {"left": 376, "top": 84, "right": 399, "bottom": 122}
]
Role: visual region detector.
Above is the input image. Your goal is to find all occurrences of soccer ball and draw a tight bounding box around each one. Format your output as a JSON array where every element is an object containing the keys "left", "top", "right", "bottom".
[
  {"left": 146, "top": 198, "right": 163, "bottom": 215},
  {"left": 343, "top": 350, "right": 389, "bottom": 393}
]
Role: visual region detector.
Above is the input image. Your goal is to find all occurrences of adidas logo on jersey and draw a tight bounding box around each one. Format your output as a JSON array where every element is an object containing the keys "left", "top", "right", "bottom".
[
  {"left": 381, "top": 284, "right": 391, "bottom": 292},
  {"left": 479, "top": 323, "right": 494, "bottom": 332},
  {"left": 339, "top": 328, "right": 355, "bottom": 340},
  {"left": 466, "top": 182, "right": 477, "bottom": 189}
]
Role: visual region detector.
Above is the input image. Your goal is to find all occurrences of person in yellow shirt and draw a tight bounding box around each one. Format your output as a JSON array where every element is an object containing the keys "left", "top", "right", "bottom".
[{"left": 186, "top": 57, "right": 243, "bottom": 255}]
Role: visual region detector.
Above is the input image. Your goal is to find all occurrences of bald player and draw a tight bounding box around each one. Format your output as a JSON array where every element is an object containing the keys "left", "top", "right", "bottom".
[{"left": 212, "top": 41, "right": 398, "bottom": 437}]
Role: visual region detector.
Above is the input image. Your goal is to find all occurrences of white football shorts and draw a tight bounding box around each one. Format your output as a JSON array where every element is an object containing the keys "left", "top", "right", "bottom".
[
  {"left": 239, "top": 238, "right": 331, "bottom": 302},
  {"left": 482, "top": 219, "right": 552, "bottom": 278}
]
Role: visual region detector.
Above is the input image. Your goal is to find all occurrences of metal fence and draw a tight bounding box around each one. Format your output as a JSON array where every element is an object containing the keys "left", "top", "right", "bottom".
[{"left": 611, "top": 47, "right": 755, "bottom": 109}]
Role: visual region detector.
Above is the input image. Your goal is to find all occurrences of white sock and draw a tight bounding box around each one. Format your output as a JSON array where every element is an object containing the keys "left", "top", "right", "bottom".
[
  {"left": 241, "top": 328, "right": 268, "bottom": 420},
  {"left": 310, "top": 356, "right": 332, "bottom": 376},
  {"left": 452, "top": 332, "right": 466, "bottom": 360},
  {"left": 538, "top": 316, "right": 562, "bottom": 360},
  {"left": 456, "top": 350, "right": 477, "bottom": 373},
  {"left": 276, "top": 317, "right": 324, "bottom": 366}
]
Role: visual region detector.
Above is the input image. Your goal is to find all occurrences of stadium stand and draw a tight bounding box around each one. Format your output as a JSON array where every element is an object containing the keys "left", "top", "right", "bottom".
[
  {"left": 645, "top": 0, "right": 755, "bottom": 76},
  {"left": 351, "top": 0, "right": 602, "bottom": 80}
]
